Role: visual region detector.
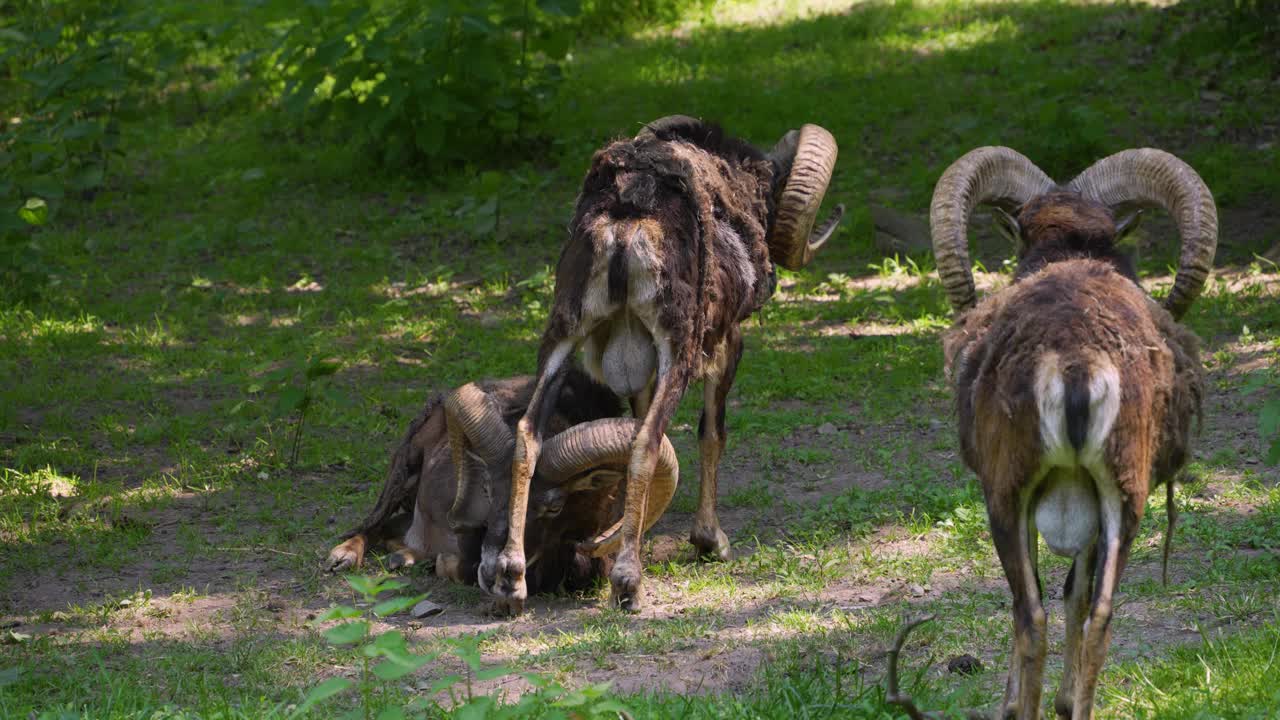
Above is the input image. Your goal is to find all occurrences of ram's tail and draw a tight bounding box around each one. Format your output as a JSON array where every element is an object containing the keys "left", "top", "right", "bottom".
[{"left": 1035, "top": 354, "right": 1120, "bottom": 460}]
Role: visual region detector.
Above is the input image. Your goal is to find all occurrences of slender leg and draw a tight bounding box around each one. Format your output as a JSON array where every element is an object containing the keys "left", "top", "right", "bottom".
[
  {"left": 1055, "top": 546, "right": 1097, "bottom": 719},
  {"left": 610, "top": 339, "right": 687, "bottom": 611},
  {"left": 690, "top": 332, "right": 741, "bottom": 561},
  {"left": 485, "top": 339, "right": 576, "bottom": 612},
  {"left": 1071, "top": 488, "right": 1135, "bottom": 720},
  {"left": 990, "top": 493, "right": 1047, "bottom": 720}
]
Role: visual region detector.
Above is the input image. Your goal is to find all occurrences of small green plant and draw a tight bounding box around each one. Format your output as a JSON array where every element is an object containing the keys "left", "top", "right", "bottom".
[
  {"left": 1256, "top": 386, "right": 1280, "bottom": 466},
  {"left": 868, "top": 254, "right": 930, "bottom": 279},
  {"left": 297, "top": 575, "right": 433, "bottom": 719},
  {"left": 0, "top": 197, "right": 50, "bottom": 300},
  {"left": 301, "top": 575, "right": 632, "bottom": 719},
  {"left": 243, "top": 357, "right": 346, "bottom": 467}
]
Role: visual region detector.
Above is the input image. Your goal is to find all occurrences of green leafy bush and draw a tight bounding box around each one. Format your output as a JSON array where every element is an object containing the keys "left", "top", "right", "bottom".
[
  {"left": 268, "top": 0, "right": 582, "bottom": 168},
  {"left": 0, "top": 1, "right": 147, "bottom": 211}
]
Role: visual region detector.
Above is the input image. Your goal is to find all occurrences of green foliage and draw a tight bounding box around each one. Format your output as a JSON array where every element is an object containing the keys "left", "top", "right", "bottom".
[
  {"left": 241, "top": 356, "right": 347, "bottom": 467},
  {"left": 303, "top": 575, "right": 631, "bottom": 719},
  {"left": 269, "top": 0, "right": 580, "bottom": 167},
  {"left": 573, "top": 0, "right": 715, "bottom": 36},
  {"left": 1251, "top": 379, "right": 1280, "bottom": 467},
  {"left": 0, "top": 197, "right": 50, "bottom": 299},
  {"left": 0, "top": 1, "right": 143, "bottom": 211}
]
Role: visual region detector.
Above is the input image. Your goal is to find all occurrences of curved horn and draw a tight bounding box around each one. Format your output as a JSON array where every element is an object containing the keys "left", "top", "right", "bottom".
[
  {"left": 930, "top": 146, "right": 1056, "bottom": 312},
  {"left": 538, "top": 418, "right": 678, "bottom": 558},
  {"left": 445, "top": 383, "right": 513, "bottom": 460},
  {"left": 767, "top": 124, "right": 844, "bottom": 270},
  {"left": 444, "top": 383, "right": 513, "bottom": 528},
  {"left": 1066, "top": 148, "right": 1218, "bottom": 319}
]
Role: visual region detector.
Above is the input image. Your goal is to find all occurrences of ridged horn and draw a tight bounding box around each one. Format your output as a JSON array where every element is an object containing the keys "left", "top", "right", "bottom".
[
  {"left": 1066, "top": 148, "right": 1218, "bottom": 319},
  {"left": 767, "top": 124, "right": 844, "bottom": 270},
  {"left": 930, "top": 146, "right": 1056, "bottom": 312},
  {"left": 444, "top": 383, "right": 514, "bottom": 527},
  {"left": 538, "top": 418, "right": 678, "bottom": 558}
]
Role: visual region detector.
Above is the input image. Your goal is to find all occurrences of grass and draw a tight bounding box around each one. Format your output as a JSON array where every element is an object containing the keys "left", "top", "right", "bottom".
[{"left": 2, "top": 0, "right": 1280, "bottom": 718}]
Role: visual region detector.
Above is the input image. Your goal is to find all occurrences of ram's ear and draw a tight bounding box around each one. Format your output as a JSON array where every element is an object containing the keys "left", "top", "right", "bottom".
[
  {"left": 1115, "top": 210, "right": 1144, "bottom": 245},
  {"left": 992, "top": 207, "right": 1021, "bottom": 247},
  {"left": 565, "top": 469, "right": 625, "bottom": 494}
]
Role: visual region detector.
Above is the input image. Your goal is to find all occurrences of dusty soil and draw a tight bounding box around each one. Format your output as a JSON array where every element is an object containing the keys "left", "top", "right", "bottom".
[{"left": 3, "top": 270, "right": 1277, "bottom": 700}]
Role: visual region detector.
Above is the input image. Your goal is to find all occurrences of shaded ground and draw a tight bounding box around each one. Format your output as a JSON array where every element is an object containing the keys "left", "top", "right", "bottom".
[
  {"left": 3, "top": 1, "right": 1280, "bottom": 717},
  {"left": 4, "top": 268, "right": 1277, "bottom": 713}
]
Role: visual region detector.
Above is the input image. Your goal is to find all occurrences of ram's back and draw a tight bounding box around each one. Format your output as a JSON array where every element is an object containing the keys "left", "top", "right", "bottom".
[{"left": 944, "top": 260, "right": 1185, "bottom": 501}]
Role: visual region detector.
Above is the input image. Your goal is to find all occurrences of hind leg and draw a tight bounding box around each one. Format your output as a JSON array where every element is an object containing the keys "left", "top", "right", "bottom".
[
  {"left": 1055, "top": 546, "right": 1097, "bottom": 719},
  {"left": 385, "top": 539, "right": 428, "bottom": 570},
  {"left": 1070, "top": 477, "right": 1138, "bottom": 720},
  {"left": 690, "top": 332, "right": 741, "bottom": 561},
  {"left": 611, "top": 339, "right": 687, "bottom": 611},
  {"left": 990, "top": 491, "right": 1047, "bottom": 720}
]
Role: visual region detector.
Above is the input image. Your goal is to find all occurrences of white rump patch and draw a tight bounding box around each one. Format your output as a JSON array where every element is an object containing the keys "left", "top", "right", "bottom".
[
  {"left": 1034, "top": 353, "right": 1072, "bottom": 466},
  {"left": 1083, "top": 361, "right": 1121, "bottom": 463},
  {"left": 1030, "top": 353, "right": 1123, "bottom": 558}
]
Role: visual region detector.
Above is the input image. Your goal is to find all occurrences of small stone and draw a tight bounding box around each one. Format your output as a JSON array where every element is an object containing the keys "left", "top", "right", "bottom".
[
  {"left": 947, "top": 654, "right": 983, "bottom": 675},
  {"left": 411, "top": 600, "right": 444, "bottom": 619},
  {"left": 908, "top": 583, "right": 926, "bottom": 597},
  {"left": 857, "top": 592, "right": 876, "bottom": 603},
  {"left": 817, "top": 422, "right": 838, "bottom": 436}
]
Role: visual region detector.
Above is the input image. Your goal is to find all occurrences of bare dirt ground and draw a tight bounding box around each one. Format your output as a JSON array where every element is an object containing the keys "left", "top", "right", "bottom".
[{"left": 4, "top": 268, "right": 1277, "bottom": 702}]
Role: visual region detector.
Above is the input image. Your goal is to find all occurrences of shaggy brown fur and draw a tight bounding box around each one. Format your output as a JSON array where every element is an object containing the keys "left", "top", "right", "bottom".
[
  {"left": 1012, "top": 193, "right": 1139, "bottom": 285},
  {"left": 544, "top": 128, "right": 776, "bottom": 377},
  {"left": 938, "top": 195, "right": 1205, "bottom": 720},
  {"left": 489, "top": 119, "right": 799, "bottom": 613},
  {"left": 328, "top": 368, "right": 625, "bottom": 595},
  {"left": 945, "top": 260, "right": 1203, "bottom": 519}
]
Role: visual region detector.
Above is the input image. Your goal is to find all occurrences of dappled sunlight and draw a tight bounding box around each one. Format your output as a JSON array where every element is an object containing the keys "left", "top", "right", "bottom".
[
  {"left": 3, "top": 0, "right": 1278, "bottom": 714},
  {"left": 0, "top": 308, "right": 103, "bottom": 344},
  {"left": 886, "top": 16, "right": 1020, "bottom": 57}
]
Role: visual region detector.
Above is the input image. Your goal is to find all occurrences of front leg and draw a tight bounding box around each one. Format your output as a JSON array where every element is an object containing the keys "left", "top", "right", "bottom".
[
  {"left": 483, "top": 339, "right": 576, "bottom": 613},
  {"left": 690, "top": 333, "right": 741, "bottom": 561},
  {"left": 611, "top": 339, "right": 688, "bottom": 611}
]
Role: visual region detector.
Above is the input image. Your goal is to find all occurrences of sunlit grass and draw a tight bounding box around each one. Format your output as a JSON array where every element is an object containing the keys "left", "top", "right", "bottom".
[{"left": 2, "top": 0, "right": 1279, "bottom": 718}]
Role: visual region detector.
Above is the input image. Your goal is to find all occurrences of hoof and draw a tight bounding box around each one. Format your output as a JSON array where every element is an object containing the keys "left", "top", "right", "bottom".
[
  {"left": 609, "top": 563, "right": 643, "bottom": 613},
  {"left": 485, "top": 551, "right": 528, "bottom": 612},
  {"left": 690, "top": 525, "right": 732, "bottom": 562},
  {"left": 326, "top": 537, "right": 365, "bottom": 573},
  {"left": 488, "top": 597, "right": 525, "bottom": 617},
  {"left": 386, "top": 550, "right": 416, "bottom": 571}
]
